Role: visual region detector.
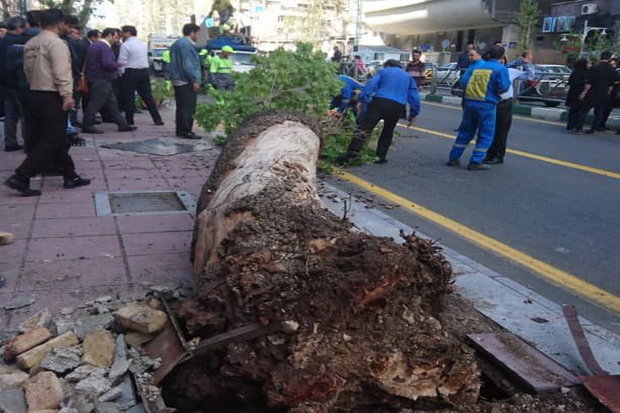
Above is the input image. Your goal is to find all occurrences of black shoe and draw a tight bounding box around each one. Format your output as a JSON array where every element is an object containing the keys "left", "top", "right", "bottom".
[
  {"left": 154, "top": 120, "right": 165, "bottom": 126},
  {"left": 483, "top": 157, "right": 503, "bottom": 165},
  {"left": 178, "top": 132, "right": 201, "bottom": 139},
  {"left": 467, "top": 162, "right": 490, "bottom": 171},
  {"left": 335, "top": 152, "right": 357, "bottom": 165},
  {"left": 118, "top": 125, "right": 137, "bottom": 132},
  {"left": 4, "top": 175, "right": 41, "bottom": 196},
  {"left": 374, "top": 158, "right": 387, "bottom": 164},
  {"left": 63, "top": 175, "right": 91, "bottom": 189},
  {"left": 5, "top": 144, "right": 24, "bottom": 152},
  {"left": 446, "top": 159, "right": 460, "bottom": 166},
  {"left": 82, "top": 127, "right": 104, "bottom": 134}
]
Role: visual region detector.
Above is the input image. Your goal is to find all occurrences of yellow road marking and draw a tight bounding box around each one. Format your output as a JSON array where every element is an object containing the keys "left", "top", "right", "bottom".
[
  {"left": 337, "top": 169, "right": 620, "bottom": 314},
  {"left": 422, "top": 100, "right": 565, "bottom": 126},
  {"left": 402, "top": 124, "right": 620, "bottom": 181}
]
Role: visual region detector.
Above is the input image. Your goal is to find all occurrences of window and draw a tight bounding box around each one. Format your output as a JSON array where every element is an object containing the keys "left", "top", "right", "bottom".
[
  {"left": 297, "top": 3, "right": 309, "bottom": 8},
  {"left": 278, "top": 15, "right": 284, "bottom": 22}
]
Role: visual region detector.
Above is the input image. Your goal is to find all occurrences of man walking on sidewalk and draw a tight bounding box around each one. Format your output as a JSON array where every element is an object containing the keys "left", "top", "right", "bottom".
[
  {"left": 169, "top": 23, "right": 202, "bottom": 139},
  {"left": 447, "top": 46, "right": 510, "bottom": 170},
  {"left": 81, "top": 28, "right": 137, "bottom": 134},
  {"left": 119, "top": 25, "right": 164, "bottom": 126},
  {"left": 4, "top": 9, "right": 90, "bottom": 196},
  {"left": 0, "top": 16, "right": 28, "bottom": 152}
]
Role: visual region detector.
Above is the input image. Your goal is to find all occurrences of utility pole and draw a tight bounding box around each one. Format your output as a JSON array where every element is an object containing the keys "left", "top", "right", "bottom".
[{"left": 354, "top": 0, "right": 362, "bottom": 47}]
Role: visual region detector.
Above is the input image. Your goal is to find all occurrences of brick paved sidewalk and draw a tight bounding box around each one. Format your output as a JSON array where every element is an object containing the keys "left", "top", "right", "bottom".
[{"left": 0, "top": 107, "right": 218, "bottom": 333}]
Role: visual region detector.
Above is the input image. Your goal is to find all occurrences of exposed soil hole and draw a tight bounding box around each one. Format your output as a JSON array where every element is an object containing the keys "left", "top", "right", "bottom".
[{"left": 478, "top": 373, "right": 511, "bottom": 402}]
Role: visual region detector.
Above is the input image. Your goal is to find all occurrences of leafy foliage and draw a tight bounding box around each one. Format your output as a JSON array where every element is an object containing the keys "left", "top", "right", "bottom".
[
  {"left": 39, "top": 0, "right": 110, "bottom": 26},
  {"left": 194, "top": 43, "right": 342, "bottom": 136},
  {"left": 194, "top": 42, "right": 381, "bottom": 172},
  {"left": 516, "top": 0, "right": 540, "bottom": 53}
]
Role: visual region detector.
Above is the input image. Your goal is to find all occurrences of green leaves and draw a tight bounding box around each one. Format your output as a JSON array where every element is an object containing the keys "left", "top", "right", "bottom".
[{"left": 194, "top": 43, "right": 342, "bottom": 136}]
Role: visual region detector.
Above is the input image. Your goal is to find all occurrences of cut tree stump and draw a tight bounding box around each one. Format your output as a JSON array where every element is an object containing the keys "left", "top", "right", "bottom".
[{"left": 171, "top": 110, "right": 480, "bottom": 412}]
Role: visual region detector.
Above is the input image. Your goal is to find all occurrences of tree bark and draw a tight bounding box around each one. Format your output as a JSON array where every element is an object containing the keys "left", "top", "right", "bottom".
[{"left": 176, "top": 110, "right": 480, "bottom": 412}]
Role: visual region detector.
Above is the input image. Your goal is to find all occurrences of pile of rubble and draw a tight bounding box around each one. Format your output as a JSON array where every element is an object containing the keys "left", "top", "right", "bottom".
[{"left": 0, "top": 288, "right": 185, "bottom": 413}]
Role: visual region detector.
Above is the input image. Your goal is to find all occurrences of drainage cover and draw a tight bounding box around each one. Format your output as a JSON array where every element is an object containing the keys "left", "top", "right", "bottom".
[
  {"left": 94, "top": 190, "right": 196, "bottom": 216},
  {"left": 101, "top": 138, "right": 195, "bottom": 156}
]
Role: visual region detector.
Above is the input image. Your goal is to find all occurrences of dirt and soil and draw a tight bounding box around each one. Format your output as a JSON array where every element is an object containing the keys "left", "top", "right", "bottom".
[{"left": 160, "top": 111, "right": 609, "bottom": 413}]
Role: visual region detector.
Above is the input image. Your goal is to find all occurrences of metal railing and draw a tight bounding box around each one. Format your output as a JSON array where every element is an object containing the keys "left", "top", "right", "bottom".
[{"left": 428, "top": 66, "right": 570, "bottom": 107}]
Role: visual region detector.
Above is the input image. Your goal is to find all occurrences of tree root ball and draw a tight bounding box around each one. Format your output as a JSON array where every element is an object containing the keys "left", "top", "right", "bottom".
[{"left": 170, "top": 110, "right": 480, "bottom": 412}]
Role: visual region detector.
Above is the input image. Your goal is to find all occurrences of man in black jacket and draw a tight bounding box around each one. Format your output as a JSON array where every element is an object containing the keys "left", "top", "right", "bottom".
[
  {"left": 577, "top": 51, "right": 616, "bottom": 134},
  {"left": 0, "top": 16, "right": 28, "bottom": 151}
]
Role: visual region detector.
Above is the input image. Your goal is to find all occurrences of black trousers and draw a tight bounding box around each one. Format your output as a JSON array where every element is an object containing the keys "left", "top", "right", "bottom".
[
  {"left": 576, "top": 97, "right": 607, "bottom": 131},
  {"left": 3, "top": 88, "right": 24, "bottom": 147},
  {"left": 347, "top": 97, "right": 404, "bottom": 160},
  {"left": 83, "top": 80, "right": 128, "bottom": 129},
  {"left": 174, "top": 84, "right": 197, "bottom": 136},
  {"left": 487, "top": 98, "right": 513, "bottom": 160},
  {"left": 120, "top": 68, "right": 162, "bottom": 125},
  {"left": 16, "top": 91, "right": 75, "bottom": 179},
  {"left": 566, "top": 104, "right": 581, "bottom": 130}
]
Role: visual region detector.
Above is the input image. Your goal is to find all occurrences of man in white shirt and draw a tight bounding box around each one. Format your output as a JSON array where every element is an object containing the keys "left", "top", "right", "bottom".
[
  {"left": 119, "top": 25, "right": 163, "bottom": 126},
  {"left": 484, "top": 49, "right": 535, "bottom": 164}
]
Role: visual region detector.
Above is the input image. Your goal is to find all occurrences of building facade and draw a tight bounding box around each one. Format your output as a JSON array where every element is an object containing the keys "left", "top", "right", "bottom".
[{"left": 361, "top": 0, "right": 581, "bottom": 63}]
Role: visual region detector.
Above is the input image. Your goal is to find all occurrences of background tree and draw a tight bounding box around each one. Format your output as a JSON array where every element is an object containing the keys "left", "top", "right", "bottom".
[
  {"left": 283, "top": 0, "right": 347, "bottom": 45},
  {"left": 516, "top": 0, "right": 540, "bottom": 52},
  {"left": 39, "top": 0, "right": 110, "bottom": 26}
]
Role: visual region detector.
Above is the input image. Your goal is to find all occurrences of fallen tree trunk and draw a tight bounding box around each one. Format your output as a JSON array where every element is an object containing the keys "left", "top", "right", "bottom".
[{"left": 173, "top": 110, "right": 480, "bottom": 412}]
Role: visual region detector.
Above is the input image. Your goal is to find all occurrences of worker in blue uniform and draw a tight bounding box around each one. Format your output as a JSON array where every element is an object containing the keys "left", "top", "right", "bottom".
[
  {"left": 330, "top": 75, "right": 363, "bottom": 114},
  {"left": 447, "top": 46, "right": 510, "bottom": 170},
  {"left": 336, "top": 59, "right": 420, "bottom": 164}
]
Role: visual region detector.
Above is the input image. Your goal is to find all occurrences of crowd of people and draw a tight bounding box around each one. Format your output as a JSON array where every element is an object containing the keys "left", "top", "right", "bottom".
[
  {"left": 566, "top": 52, "right": 619, "bottom": 135},
  {"left": 332, "top": 43, "right": 618, "bottom": 169},
  {"left": 0, "top": 8, "right": 216, "bottom": 196}
]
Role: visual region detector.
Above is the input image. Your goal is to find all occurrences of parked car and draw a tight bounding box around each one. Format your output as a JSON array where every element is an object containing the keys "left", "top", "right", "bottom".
[
  {"left": 433, "top": 62, "right": 460, "bottom": 87},
  {"left": 517, "top": 64, "right": 571, "bottom": 107}
]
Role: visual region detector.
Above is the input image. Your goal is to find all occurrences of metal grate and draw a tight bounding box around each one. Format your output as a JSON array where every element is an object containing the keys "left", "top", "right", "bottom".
[{"left": 94, "top": 190, "right": 196, "bottom": 216}]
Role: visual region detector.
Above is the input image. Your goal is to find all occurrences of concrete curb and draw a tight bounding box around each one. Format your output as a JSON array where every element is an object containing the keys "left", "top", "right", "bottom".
[
  {"left": 320, "top": 183, "right": 620, "bottom": 376},
  {"left": 420, "top": 93, "right": 620, "bottom": 129}
]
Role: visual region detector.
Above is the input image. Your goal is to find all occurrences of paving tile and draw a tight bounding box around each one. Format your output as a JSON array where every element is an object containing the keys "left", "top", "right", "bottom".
[
  {"left": 72, "top": 159, "right": 104, "bottom": 171},
  {"left": 41, "top": 179, "right": 108, "bottom": 191},
  {"left": 127, "top": 253, "right": 193, "bottom": 283},
  {"left": 0, "top": 239, "right": 27, "bottom": 262},
  {"left": 31, "top": 216, "right": 117, "bottom": 238},
  {"left": 0, "top": 194, "right": 39, "bottom": 205},
  {"left": 18, "top": 257, "right": 127, "bottom": 291},
  {"left": 37, "top": 190, "right": 97, "bottom": 204},
  {"left": 36, "top": 202, "right": 96, "bottom": 219},
  {"left": 26, "top": 235, "right": 121, "bottom": 261},
  {"left": 0, "top": 260, "right": 22, "bottom": 292},
  {"left": 116, "top": 214, "right": 194, "bottom": 234},
  {"left": 122, "top": 231, "right": 192, "bottom": 256},
  {"left": 106, "top": 178, "right": 170, "bottom": 191},
  {"left": 0, "top": 204, "right": 35, "bottom": 219},
  {"left": 0, "top": 285, "right": 143, "bottom": 332},
  {"left": 104, "top": 169, "right": 163, "bottom": 179},
  {"left": 103, "top": 160, "right": 154, "bottom": 170}
]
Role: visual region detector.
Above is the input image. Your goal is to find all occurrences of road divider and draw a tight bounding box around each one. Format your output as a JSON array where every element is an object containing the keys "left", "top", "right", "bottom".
[
  {"left": 402, "top": 124, "right": 620, "bottom": 181},
  {"left": 336, "top": 169, "right": 620, "bottom": 315}
]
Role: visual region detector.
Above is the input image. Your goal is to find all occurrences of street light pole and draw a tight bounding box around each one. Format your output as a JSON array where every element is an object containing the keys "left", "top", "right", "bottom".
[
  {"left": 354, "top": 0, "right": 362, "bottom": 47},
  {"left": 580, "top": 19, "right": 607, "bottom": 52}
]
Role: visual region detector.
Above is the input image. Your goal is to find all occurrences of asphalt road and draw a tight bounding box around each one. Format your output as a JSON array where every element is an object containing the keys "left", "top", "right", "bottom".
[{"left": 328, "top": 101, "right": 620, "bottom": 334}]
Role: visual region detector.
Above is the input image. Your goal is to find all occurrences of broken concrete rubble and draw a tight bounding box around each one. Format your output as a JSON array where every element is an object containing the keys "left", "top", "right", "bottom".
[
  {"left": 3, "top": 295, "right": 36, "bottom": 310},
  {"left": 82, "top": 330, "right": 115, "bottom": 368},
  {"left": 3, "top": 327, "right": 52, "bottom": 361},
  {"left": 24, "top": 371, "right": 64, "bottom": 411},
  {"left": 0, "top": 388, "right": 27, "bottom": 413},
  {"left": 65, "top": 365, "right": 107, "bottom": 382},
  {"left": 40, "top": 346, "right": 82, "bottom": 374},
  {"left": 114, "top": 304, "right": 167, "bottom": 334},
  {"left": 0, "top": 365, "right": 29, "bottom": 390},
  {"left": 75, "top": 376, "right": 112, "bottom": 396},
  {"left": 16, "top": 331, "right": 79, "bottom": 370},
  {"left": 109, "top": 334, "right": 130, "bottom": 382},
  {"left": 18, "top": 309, "right": 52, "bottom": 333}
]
